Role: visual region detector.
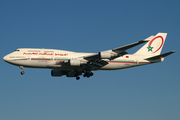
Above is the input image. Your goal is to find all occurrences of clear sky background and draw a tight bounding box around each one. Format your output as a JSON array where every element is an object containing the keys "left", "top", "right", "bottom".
[{"left": 0, "top": 0, "right": 180, "bottom": 120}]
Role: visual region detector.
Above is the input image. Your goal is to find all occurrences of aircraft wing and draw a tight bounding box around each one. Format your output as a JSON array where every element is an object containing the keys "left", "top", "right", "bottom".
[
  {"left": 106, "top": 35, "right": 154, "bottom": 53},
  {"left": 111, "top": 40, "right": 147, "bottom": 53},
  {"left": 83, "top": 40, "right": 146, "bottom": 60},
  {"left": 81, "top": 36, "right": 154, "bottom": 69},
  {"left": 56, "top": 36, "right": 154, "bottom": 70},
  {"left": 83, "top": 53, "right": 99, "bottom": 61},
  {"left": 85, "top": 59, "right": 109, "bottom": 70},
  {"left": 82, "top": 40, "right": 147, "bottom": 69},
  {"left": 84, "top": 35, "right": 154, "bottom": 61}
]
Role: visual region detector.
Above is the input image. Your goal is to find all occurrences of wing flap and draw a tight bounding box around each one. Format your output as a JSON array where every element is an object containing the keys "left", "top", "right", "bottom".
[{"left": 86, "top": 60, "right": 109, "bottom": 70}]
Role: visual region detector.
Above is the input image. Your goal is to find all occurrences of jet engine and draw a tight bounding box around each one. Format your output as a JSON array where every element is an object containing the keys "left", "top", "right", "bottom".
[
  {"left": 66, "top": 71, "right": 77, "bottom": 77},
  {"left": 51, "top": 70, "right": 64, "bottom": 76},
  {"left": 98, "top": 52, "right": 118, "bottom": 59},
  {"left": 68, "top": 59, "right": 87, "bottom": 66}
]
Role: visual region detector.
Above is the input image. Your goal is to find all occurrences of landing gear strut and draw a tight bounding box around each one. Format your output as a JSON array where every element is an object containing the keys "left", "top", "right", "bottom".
[
  {"left": 20, "top": 66, "right": 25, "bottom": 75},
  {"left": 74, "top": 73, "right": 81, "bottom": 80}
]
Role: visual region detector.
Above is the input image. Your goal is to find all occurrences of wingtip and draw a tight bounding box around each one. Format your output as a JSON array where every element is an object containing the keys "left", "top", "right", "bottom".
[
  {"left": 143, "top": 35, "right": 155, "bottom": 41},
  {"left": 171, "top": 51, "right": 176, "bottom": 53},
  {"left": 139, "top": 40, "right": 148, "bottom": 43}
]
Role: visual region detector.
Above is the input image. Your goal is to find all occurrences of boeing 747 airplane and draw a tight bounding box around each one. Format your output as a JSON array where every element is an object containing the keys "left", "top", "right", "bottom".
[{"left": 3, "top": 33, "right": 175, "bottom": 80}]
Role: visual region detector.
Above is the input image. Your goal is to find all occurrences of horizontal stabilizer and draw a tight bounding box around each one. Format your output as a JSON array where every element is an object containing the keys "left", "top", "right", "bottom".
[{"left": 145, "top": 51, "right": 176, "bottom": 60}]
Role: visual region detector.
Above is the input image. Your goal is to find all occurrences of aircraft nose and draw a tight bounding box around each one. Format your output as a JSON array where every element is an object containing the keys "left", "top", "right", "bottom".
[{"left": 3, "top": 55, "right": 8, "bottom": 62}]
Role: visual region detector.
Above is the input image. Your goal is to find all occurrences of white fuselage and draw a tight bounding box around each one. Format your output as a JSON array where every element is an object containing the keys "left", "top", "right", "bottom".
[
  {"left": 3, "top": 33, "right": 173, "bottom": 80},
  {"left": 3, "top": 48, "right": 160, "bottom": 71}
]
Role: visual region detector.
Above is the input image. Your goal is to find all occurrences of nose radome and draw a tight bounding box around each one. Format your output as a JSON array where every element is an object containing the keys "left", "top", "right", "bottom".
[{"left": 3, "top": 55, "right": 8, "bottom": 62}]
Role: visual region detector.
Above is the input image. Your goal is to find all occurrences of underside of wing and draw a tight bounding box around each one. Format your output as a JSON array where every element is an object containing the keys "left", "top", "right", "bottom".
[{"left": 85, "top": 59, "right": 109, "bottom": 70}]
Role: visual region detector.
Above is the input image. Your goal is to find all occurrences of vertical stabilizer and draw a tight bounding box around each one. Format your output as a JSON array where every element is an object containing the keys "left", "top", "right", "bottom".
[{"left": 134, "top": 33, "right": 167, "bottom": 56}]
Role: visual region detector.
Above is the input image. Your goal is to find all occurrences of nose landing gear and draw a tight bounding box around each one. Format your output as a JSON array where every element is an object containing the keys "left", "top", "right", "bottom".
[{"left": 20, "top": 66, "right": 25, "bottom": 75}]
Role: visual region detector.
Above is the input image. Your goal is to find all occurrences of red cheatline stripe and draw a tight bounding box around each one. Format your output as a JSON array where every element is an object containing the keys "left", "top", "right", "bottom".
[
  {"left": 31, "top": 59, "right": 52, "bottom": 61},
  {"left": 54, "top": 60, "right": 64, "bottom": 61}
]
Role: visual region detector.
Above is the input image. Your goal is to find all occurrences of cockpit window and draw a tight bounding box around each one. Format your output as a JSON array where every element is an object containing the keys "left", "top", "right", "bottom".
[{"left": 15, "top": 49, "right": 20, "bottom": 51}]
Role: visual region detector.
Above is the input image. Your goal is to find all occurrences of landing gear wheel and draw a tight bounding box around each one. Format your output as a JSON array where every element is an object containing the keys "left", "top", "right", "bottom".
[
  {"left": 19, "top": 66, "right": 24, "bottom": 75},
  {"left": 83, "top": 69, "right": 94, "bottom": 78},
  {"left": 76, "top": 76, "right": 80, "bottom": 80},
  {"left": 90, "top": 72, "right": 94, "bottom": 76},
  {"left": 21, "top": 71, "right": 25, "bottom": 75}
]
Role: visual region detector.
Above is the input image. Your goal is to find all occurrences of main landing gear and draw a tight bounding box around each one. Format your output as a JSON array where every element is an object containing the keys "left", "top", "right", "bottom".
[
  {"left": 20, "top": 66, "right": 25, "bottom": 75},
  {"left": 75, "top": 70, "right": 94, "bottom": 80},
  {"left": 83, "top": 69, "right": 94, "bottom": 78}
]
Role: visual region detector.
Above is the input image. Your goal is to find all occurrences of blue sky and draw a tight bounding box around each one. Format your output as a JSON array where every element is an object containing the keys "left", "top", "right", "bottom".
[{"left": 0, "top": 0, "right": 180, "bottom": 120}]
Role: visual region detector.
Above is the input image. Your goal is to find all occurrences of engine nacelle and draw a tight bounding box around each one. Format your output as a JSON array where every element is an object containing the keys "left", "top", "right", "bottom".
[
  {"left": 69, "top": 59, "right": 81, "bottom": 66},
  {"left": 68, "top": 59, "right": 87, "bottom": 66},
  {"left": 51, "top": 70, "right": 63, "bottom": 77},
  {"left": 66, "top": 71, "right": 76, "bottom": 77},
  {"left": 99, "top": 52, "right": 118, "bottom": 59}
]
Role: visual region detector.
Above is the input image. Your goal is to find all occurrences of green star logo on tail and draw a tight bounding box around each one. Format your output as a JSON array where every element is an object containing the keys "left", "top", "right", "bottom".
[{"left": 147, "top": 45, "right": 153, "bottom": 52}]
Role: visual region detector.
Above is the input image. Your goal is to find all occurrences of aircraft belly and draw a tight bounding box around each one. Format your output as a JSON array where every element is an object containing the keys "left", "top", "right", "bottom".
[{"left": 100, "top": 63, "right": 138, "bottom": 70}]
